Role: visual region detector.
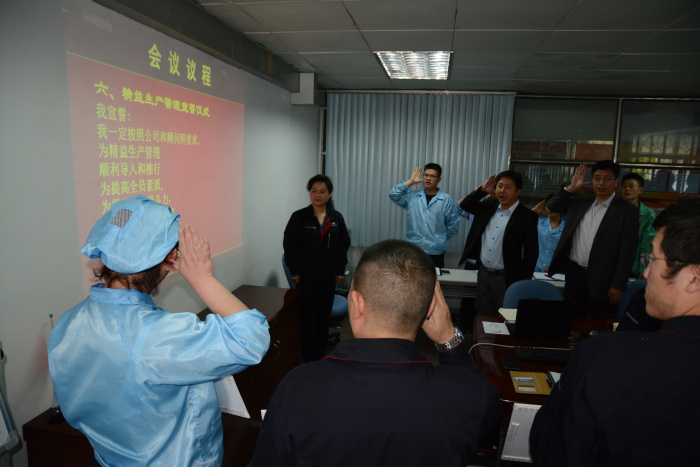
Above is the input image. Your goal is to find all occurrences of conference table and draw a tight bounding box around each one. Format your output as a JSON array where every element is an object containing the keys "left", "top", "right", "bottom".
[{"left": 437, "top": 269, "right": 565, "bottom": 299}]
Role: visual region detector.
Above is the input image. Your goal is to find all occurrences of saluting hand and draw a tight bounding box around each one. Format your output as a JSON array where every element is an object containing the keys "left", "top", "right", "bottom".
[
  {"left": 481, "top": 174, "right": 498, "bottom": 194},
  {"left": 422, "top": 281, "right": 456, "bottom": 345},
  {"left": 532, "top": 199, "right": 547, "bottom": 214},
  {"left": 405, "top": 167, "right": 423, "bottom": 187}
]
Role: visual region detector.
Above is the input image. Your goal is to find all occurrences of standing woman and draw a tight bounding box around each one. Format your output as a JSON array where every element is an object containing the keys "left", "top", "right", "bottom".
[{"left": 284, "top": 175, "right": 351, "bottom": 362}]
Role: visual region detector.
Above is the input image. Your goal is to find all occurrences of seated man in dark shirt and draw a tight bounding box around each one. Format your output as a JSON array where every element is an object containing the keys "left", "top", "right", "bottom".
[
  {"left": 251, "top": 239, "right": 502, "bottom": 467},
  {"left": 530, "top": 198, "right": 700, "bottom": 466}
]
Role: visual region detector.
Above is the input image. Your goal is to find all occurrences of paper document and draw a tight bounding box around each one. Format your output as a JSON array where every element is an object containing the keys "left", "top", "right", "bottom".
[
  {"left": 215, "top": 375, "right": 250, "bottom": 418},
  {"left": 502, "top": 403, "right": 542, "bottom": 463},
  {"left": 533, "top": 272, "right": 565, "bottom": 281},
  {"left": 498, "top": 308, "right": 517, "bottom": 322},
  {"left": 483, "top": 321, "right": 510, "bottom": 335}
]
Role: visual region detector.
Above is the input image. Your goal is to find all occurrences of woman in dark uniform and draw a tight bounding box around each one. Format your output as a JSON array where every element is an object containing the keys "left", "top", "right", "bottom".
[{"left": 283, "top": 175, "right": 351, "bottom": 361}]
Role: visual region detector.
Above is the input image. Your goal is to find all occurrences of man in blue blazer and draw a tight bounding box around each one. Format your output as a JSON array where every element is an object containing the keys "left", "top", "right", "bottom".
[
  {"left": 459, "top": 171, "right": 539, "bottom": 315},
  {"left": 547, "top": 160, "right": 639, "bottom": 318}
]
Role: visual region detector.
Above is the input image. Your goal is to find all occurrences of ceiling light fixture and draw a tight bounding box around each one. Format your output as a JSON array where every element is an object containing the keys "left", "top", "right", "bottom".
[{"left": 375, "top": 51, "right": 452, "bottom": 80}]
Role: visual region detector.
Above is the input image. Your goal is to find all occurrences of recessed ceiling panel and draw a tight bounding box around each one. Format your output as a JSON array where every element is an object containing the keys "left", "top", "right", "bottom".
[
  {"left": 452, "top": 51, "right": 532, "bottom": 68},
  {"left": 627, "top": 30, "right": 700, "bottom": 54},
  {"left": 559, "top": 0, "right": 698, "bottom": 30},
  {"left": 275, "top": 31, "right": 369, "bottom": 53},
  {"left": 453, "top": 31, "right": 551, "bottom": 53},
  {"left": 238, "top": 1, "right": 357, "bottom": 32},
  {"left": 605, "top": 54, "right": 700, "bottom": 71},
  {"left": 346, "top": 0, "right": 458, "bottom": 30},
  {"left": 245, "top": 32, "right": 297, "bottom": 53},
  {"left": 450, "top": 67, "right": 518, "bottom": 80},
  {"left": 523, "top": 53, "right": 617, "bottom": 70},
  {"left": 203, "top": 4, "right": 267, "bottom": 33},
  {"left": 539, "top": 31, "right": 654, "bottom": 54},
  {"left": 364, "top": 31, "right": 454, "bottom": 51},
  {"left": 455, "top": 0, "right": 578, "bottom": 30},
  {"left": 301, "top": 52, "right": 381, "bottom": 69}
]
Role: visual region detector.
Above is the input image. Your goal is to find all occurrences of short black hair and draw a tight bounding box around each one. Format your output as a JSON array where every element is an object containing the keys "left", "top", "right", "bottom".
[
  {"left": 496, "top": 170, "right": 524, "bottom": 190},
  {"left": 424, "top": 163, "right": 442, "bottom": 178},
  {"left": 621, "top": 172, "right": 645, "bottom": 188},
  {"left": 591, "top": 160, "right": 621, "bottom": 179},
  {"left": 653, "top": 198, "right": 700, "bottom": 278},
  {"left": 353, "top": 239, "right": 436, "bottom": 334}
]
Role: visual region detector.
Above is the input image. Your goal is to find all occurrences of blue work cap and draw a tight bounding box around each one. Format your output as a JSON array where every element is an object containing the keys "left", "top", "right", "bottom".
[{"left": 80, "top": 195, "right": 180, "bottom": 274}]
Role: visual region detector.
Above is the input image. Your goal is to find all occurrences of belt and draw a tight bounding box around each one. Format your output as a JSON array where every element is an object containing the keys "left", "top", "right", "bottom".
[
  {"left": 569, "top": 260, "right": 588, "bottom": 271},
  {"left": 481, "top": 266, "right": 505, "bottom": 276}
]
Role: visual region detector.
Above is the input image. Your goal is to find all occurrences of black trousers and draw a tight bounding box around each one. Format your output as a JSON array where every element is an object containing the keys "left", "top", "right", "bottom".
[
  {"left": 565, "top": 260, "right": 617, "bottom": 319},
  {"left": 429, "top": 253, "right": 445, "bottom": 268},
  {"left": 298, "top": 276, "right": 337, "bottom": 362}
]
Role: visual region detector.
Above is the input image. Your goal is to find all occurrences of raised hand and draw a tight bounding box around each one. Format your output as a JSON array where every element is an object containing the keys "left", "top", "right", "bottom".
[
  {"left": 174, "top": 224, "right": 249, "bottom": 317},
  {"left": 406, "top": 167, "right": 423, "bottom": 187},
  {"left": 568, "top": 164, "right": 590, "bottom": 191},
  {"left": 532, "top": 199, "right": 547, "bottom": 214},
  {"left": 481, "top": 174, "right": 498, "bottom": 194},
  {"left": 422, "top": 281, "right": 456, "bottom": 345},
  {"left": 174, "top": 224, "right": 213, "bottom": 287}
]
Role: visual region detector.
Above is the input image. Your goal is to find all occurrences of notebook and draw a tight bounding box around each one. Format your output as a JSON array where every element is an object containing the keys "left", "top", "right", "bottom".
[{"left": 505, "top": 299, "right": 574, "bottom": 339}]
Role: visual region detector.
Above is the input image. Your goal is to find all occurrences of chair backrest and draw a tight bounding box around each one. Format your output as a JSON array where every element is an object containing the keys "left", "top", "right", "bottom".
[
  {"left": 281, "top": 255, "right": 297, "bottom": 290},
  {"left": 616, "top": 279, "right": 647, "bottom": 319},
  {"left": 502, "top": 280, "right": 563, "bottom": 308}
]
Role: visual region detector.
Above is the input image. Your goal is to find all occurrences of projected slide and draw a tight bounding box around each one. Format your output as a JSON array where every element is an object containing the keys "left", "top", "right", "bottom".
[{"left": 64, "top": 1, "right": 244, "bottom": 293}]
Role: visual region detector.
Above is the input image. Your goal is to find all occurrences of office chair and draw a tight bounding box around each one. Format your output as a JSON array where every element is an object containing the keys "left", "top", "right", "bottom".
[
  {"left": 502, "top": 279, "right": 564, "bottom": 308},
  {"left": 282, "top": 256, "right": 348, "bottom": 342},
  {"left": 616, "top": 279, "right": 647, "bottom": 320}
]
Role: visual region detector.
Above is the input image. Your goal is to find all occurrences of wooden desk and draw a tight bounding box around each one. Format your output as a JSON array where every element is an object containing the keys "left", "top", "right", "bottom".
[
  {"left": 23, "top": 285, "right": 300, "bottom": 467},
  {"left": 438, "top": 269, "right": 565, "bottom": 299},
  {"left": 473, "top": 315, "right": 617, "bottom": 410},
  {"left": 472, "top": 314, "right": 616, "bottom": 465}
]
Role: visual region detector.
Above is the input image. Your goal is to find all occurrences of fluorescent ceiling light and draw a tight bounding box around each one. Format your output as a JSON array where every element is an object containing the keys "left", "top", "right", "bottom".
[{"left": 375, "top": 51, "right": 452, "bottom": 80}]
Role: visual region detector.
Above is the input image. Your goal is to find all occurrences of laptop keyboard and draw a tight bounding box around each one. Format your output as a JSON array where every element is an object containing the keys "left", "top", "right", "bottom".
[{"left": 514, "top": 346, "right": 573, "bottom": 364}]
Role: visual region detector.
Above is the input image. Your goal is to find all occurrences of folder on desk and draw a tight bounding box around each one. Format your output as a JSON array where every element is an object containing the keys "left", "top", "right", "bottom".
[{"left": 510, "top": 371, "right": 551, "bottom": 396}]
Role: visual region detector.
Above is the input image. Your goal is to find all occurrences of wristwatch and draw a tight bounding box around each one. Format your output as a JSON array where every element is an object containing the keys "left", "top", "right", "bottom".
[{"left": 434, "top": 327, "right": 464, "bottom": 352}]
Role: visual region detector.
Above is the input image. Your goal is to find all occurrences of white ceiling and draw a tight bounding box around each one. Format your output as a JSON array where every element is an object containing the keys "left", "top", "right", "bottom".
[{"left": 191, "top": 0, "right": 700, "bottom": 98}]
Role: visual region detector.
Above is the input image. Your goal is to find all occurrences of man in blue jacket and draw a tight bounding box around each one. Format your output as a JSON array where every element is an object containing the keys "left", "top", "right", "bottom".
[{"left": 389, "top": 163, "right": 460, "bottom": 268}]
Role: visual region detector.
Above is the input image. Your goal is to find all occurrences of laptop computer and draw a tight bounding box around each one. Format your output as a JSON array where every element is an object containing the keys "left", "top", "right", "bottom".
[{"left": 505, "top": 299, "right": 574, "bottom": 339}]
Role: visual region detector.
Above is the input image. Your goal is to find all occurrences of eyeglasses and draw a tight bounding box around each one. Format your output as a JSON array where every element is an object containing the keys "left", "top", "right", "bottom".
[
  {"left": 592, "top": 176, "right": 616, "bottom": 184},
  {"left": 647, "top": 255, "right": 690, "bottom": 267},
  {"left": 423, "top": 174, "right": 439, "bottom": 179}
]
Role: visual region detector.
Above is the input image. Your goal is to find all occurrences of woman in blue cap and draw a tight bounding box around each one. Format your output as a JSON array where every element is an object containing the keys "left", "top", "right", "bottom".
[{"left": 48, "top": 195, "right": 270, "bottom": 466}]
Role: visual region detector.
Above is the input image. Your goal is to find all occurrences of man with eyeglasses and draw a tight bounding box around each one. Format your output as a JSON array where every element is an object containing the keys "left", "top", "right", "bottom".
[
  {"left": 389, "top": 163, "right": 460, "bottom": 268},
  {"left": 530, "top": 198, "right": 700, "bottom": 466},
  {"left": 547, "top": 160, "right": 639, "bottom": 318}
]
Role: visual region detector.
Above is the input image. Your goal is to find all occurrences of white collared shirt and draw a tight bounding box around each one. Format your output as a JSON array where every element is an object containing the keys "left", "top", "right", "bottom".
[
  {"left": 480, "top": 200, "right": 519, "bottom": 270},
  {"left": 570, "top": 193, "right": 615, "bottom": 267}
]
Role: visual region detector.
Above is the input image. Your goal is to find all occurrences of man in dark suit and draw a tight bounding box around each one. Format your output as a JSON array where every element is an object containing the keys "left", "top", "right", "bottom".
[
  {"left": 547, "top": 160, "right": 639, "bottom": 318},
  {"left": 530, "top": 198, "right": 700, "bottom": 466},
  {"left": 459, "top": 170, "right": 539, "bottom": 315}
]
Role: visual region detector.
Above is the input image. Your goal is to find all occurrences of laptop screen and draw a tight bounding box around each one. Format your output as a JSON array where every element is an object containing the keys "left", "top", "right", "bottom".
[{"left": 509, "top": 299, "right": 574, "bottom": 339}]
